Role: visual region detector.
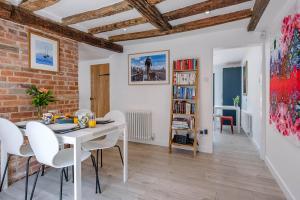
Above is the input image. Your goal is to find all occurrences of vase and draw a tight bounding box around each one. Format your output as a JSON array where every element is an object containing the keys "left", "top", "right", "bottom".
[{"left": 37, "top": 106, "right": 43, "bottom": 119}]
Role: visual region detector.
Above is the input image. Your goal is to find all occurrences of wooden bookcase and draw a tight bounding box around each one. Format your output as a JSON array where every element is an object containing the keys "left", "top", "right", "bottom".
[{"left": 169, "top": 58, "right": 199, "bottom": 157}]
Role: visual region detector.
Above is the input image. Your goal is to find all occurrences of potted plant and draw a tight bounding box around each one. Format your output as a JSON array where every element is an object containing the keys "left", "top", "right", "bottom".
[
  {"left": 233, "top": 95, "right": 240, "bottom": 107},
  {"left": 26, "top": 85, "right": 56, "bottom": 118}
]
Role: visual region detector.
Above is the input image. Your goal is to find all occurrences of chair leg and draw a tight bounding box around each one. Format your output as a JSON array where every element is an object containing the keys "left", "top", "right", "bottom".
[
  {"left": 72, "top": 166, "right": 74, "bottom": 183},
  {"left": 60, "top": 168, "right": 65, "bottom": 200},
  {"left": 90, "top": 155, "right": 101, "bottom": 194},
  {"left": 96, "top": 149, "right": 99, "bottom": 170},
  {"left": 30, "top": 166, "right": 41, "bottom": 200},
  {"left": 41, "top": 165, "right": 45, "bottom": 176},
  {"left": 231, "top": 120, "right": 234, "bottom": 134},
  {"left": 0, "top": 155, "right": 11, "bottom": 192},
  {"left": 115, "top": 145, "right": 124, "bottom": 166},
  {"left": 25, "top": 156, "right": 32, "bottom": 200},
  {"left": 63, "top": 167, "right": 69, "bottom": 182},
  {"left": 220, "top": 119, "right": 223, "bottom": 133},
  {"left": 100, "top": 149, "right": 103, "bottom": 168}
]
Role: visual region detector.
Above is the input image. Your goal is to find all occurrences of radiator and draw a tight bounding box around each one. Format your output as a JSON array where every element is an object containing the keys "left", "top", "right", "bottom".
[
  {"left": 126, "top": 110, "right": 153, "bottom": 141},
  {"left": 241, "top": 110, "right": 252, "bottom": 136}
]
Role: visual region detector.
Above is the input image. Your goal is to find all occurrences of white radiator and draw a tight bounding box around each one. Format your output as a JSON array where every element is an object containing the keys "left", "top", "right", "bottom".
[
  {"left": 126, "top": 110, "right": 153, "bottom": 141},
  {"left": 241, "top": 110, "right": 252, "bottom": 136}
]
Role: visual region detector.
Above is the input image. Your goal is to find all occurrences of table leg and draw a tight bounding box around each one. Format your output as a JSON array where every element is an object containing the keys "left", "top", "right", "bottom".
[
  {"left": 0, "top": 143, "right": 7, "bottom": 190},
  {"left": 74, "top": 140, "right": 82, "bottom": 200},
  {"left": 237, "top": 109, "right": 240, "bottom": 133},
  {"left": 123, "top": 127, "right": 128, "bottom": 183}
]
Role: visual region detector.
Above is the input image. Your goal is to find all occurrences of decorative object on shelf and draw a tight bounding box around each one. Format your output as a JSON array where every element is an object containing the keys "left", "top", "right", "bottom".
[
  {"left": 128, "top": 50, "right": 169, "bottom": 85},
  {"left": 169, "top": 58, "right": 199, "bottom": 156},
  {"left": 29, "top": 32, "right": 59, "bottom": 72},
  {"left": 26, "top": 85, "right": 56, "bottom": 118},
  {"left": 233, "top": 95, "right": 240, "bottom": 107},
  {"left": 243, "top": 61, "right": 248, "bottom": 95},
  {"left": 270, "top": 13, "right": 300, "bottom": 146}
]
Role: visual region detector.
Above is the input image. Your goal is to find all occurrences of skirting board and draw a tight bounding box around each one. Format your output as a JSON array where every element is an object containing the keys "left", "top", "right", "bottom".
[{"left": 265, "top": 156, "right": 296, "bottom": 200}]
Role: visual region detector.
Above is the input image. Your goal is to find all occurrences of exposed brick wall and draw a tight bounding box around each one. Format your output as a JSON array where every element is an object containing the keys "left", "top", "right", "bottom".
[{"left": 0, "top": 19, "right": 79, "bottom": 184}]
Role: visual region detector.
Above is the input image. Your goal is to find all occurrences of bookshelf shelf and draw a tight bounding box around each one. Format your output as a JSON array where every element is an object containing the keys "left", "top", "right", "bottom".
[{"left": 169, "top": 58, "right": 199, "bottom": 157}]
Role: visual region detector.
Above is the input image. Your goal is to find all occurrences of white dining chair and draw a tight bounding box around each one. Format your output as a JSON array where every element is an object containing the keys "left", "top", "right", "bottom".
[
  {"left": 74, "top": 109, "right": 93, "bottom": 116},
  {"left": 26, "top": 121, "right": 98, "bottom": 200},
  {"left": 0, "top": 118, "right": 35, "bottom": 200},
  {"left": 82, "top": 111, "right": 125, "bottom": 192}
]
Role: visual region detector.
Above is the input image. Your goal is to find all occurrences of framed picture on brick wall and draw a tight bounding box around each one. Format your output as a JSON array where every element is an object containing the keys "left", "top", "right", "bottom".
[{"left": 29, "top": 32, "right": 59, "bottom": 72}]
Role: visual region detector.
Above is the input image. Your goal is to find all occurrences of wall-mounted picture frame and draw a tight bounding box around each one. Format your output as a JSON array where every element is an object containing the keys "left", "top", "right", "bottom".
[
  {"left": 29, "top": 32, "right": 59, "bottom": 72},
  {"left": 243, "top": 61, "right": 248, "bottom": 95},
  {"left": 128, "top": 50, "right": 170, "bottom": 85}
]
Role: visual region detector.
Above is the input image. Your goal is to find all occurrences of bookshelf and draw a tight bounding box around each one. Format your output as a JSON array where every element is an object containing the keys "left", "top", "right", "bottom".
[{"left": 169, "top": 58, "right": 199, "bottom": 157}]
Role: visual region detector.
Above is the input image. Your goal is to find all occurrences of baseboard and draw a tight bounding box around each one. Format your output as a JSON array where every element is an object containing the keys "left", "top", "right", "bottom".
[
  {"left": 251, "top": 137, "right": 260, "bottom": 151},
  {"left": 265, "top": 156, "right": 296, "bottom": 200}
]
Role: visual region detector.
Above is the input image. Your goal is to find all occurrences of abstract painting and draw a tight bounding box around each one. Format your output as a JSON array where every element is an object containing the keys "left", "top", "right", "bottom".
[
  {"left": 29, "top": 32, "right": 59, "bottom": 72},
  {"left": 128, "top": 50, "right": 169, "bottom": 85},
  {"left": 270, "top": 14, "right": 300, "bottom": 145}
]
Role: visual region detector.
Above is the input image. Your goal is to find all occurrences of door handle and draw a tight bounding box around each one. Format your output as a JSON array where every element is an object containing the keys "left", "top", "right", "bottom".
[{"left": 90, "top": 97, "right": 94, "bottom": 101}]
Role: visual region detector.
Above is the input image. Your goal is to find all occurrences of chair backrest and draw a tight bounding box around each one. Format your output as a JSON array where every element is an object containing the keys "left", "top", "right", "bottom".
[
  {"left": 103, "top": 111, "right": 126, "bottom": 146},
  {"left": 26, "top": 121, "right": 59, "bottom": 166},
  {"left": 75, "top": 109, "right": 93, "bottom": 116},
  {"left": 0, "top": 118, "right": 24, "bottom": 156}
]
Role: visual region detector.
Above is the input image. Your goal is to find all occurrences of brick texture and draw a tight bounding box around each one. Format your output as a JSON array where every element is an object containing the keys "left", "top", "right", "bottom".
[{"left": 0, "top": 19, "right": 79, "bottom": 184}]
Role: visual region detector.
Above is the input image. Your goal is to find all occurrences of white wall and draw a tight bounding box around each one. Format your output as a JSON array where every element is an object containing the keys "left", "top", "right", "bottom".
[
  {"left": 213, "top": 66, "right": 223, "bottom": 107},
  {"left": 264, "top": 1, "right": 300, "bottom": 199},
  {"left": 79, "top": 28, "right": 262, "bottom": 152},
  {"left": 241, "top": 46, "right": 263, "bottom": 150}
]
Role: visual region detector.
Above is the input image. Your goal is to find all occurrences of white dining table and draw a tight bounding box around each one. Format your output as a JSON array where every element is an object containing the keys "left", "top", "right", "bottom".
[
  {"left": 214, "top": 105, "right": 241, "bottom": 133},
  {"left": 0, "top": 121, "right": 128, "bottom": 200}
]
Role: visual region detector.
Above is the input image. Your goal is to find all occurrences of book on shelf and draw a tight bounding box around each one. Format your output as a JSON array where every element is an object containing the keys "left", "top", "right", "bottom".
[
  {"left": 173, "top": 86, "right": 196, "bottom": 99},
  {"left": 174, "top": 59, "right": 198, "bottom": 71},
  {"left": 173, "top": 101, "right": 195, "bottom": 115},
  {"left": 173, "top": 72, "right": 196, "bottom": 85},
  {"left": 172, "top": 117, "right": 195, "bottom": 129}
]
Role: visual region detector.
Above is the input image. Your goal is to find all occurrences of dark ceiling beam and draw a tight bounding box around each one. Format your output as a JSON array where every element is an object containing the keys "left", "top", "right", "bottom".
[
  {"left": 109, "top": 9, "right": 252, "bottom": 42},
  {"left": 20, "top": 0, "right": 60, "bottom": 11},
  {"left": 0, "top": 2, "right": 123, "bottom": 53},
  {"left": 61, "top": 0, "right": 165, "bottom": 25},
  {"left": 89, "top": 0, "right": 251, "bottom": 34},
  {"left": 124, "top": 0, "right": 171, "bottom": 31},
  {"left": 247, "top": 0, "right": 270, "bottom": 31}
]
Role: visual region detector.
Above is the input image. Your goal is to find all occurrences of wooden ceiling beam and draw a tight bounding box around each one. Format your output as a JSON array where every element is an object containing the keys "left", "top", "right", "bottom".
[
  {"left": 247, "top": 0, "right": 270, "bottom": 31},
  {"left": 89, "top": 0, "right": 251, "bottom": 34},
  {"left": 124, "top": 0, "right": 171, "bottom": 31},
  {"left": 109, "top": 9, "right": 252, "bottom": 42},
  {"left": 20, "top": 0, "right": 60, "bottom": 11},
  {"left": 0, "top": 2, "right": 123, "bottom": 53},
  {"left": 62, "top": 0, "right": 165, "bottom": 25}
]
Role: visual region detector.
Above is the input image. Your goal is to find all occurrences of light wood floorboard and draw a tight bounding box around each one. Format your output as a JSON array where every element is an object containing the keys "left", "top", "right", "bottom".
[{"left": 0, "top": 127, "right": 285, "bottom": 200}]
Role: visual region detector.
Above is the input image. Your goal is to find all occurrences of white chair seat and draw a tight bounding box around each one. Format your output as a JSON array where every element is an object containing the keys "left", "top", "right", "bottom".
[
  {"left": 53, "top": 148, "right": 91, "bottom": 168},
  {"left": 82, "top": 139, "right": 115, "bottom": 151},
  {"left": 20, "top": 144, "right": 34, "bottom": 157}
]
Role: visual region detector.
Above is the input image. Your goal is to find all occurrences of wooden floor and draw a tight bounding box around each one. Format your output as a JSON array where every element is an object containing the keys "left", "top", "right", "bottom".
[{"left": 0, "top": 127, "right": 285, "bottom": 200}]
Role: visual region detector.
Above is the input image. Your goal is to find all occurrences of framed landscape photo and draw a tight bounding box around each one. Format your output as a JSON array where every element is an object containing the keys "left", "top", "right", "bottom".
[
  {"left": 29, "top": 32, "right": 59, "bottom": 72},
  {"left": 128, "top": 50, "right": 169, "bottom": 85}
]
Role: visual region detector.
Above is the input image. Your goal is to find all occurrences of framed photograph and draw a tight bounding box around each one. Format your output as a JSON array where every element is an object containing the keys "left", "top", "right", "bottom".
[
  {"left": 128, "top": 50, "right": 170, "bottom": 85},
  {"left": 29, "top": 32, "right": 59, "bottom": 72},
  {"left": 243, "top": 61, "right": 248, "bottom": 95}
]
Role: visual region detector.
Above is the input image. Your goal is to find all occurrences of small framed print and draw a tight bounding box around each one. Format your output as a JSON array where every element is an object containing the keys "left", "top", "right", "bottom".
[{"left": 29, "top": 32, "right": 59, "bottom": 72}]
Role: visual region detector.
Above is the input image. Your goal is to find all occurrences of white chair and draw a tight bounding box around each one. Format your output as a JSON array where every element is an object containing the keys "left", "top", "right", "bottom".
[
  {"left": 74, "top": 109, "right": 93, "bottom": 116},
  {"left": 82, "top": 111, "right": 125, "bottom": 192},
  {"left": 26, "top": 121, "right": 97, "bottom": 200},
  {"left": 0, "top": 118, "right": 34, "bottom": 200}
]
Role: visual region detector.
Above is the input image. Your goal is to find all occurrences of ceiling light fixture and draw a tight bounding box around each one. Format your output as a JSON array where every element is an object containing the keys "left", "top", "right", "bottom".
[
  {"left": 205, "top": 10, "right": 210, "bottom": 14},
  {"left": 123, "top": 28, "right": 127, "bottom": 31}
]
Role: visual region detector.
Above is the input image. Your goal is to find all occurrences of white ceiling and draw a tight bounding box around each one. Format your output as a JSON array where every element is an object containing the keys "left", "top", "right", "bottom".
[
  {"left": 5, "top": 0, "right": 288, "bottom": 61},
  {"left": 213, "top": 47, "right": 250, "bottom": 67}
]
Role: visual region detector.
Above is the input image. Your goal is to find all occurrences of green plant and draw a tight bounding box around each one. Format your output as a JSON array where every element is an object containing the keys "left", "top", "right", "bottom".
[
  {"left": 26, "top": 85, "right": 56, "bottom": 116},
  {"left": 233, "top": 95, "right": 240, "bottom": 107}
]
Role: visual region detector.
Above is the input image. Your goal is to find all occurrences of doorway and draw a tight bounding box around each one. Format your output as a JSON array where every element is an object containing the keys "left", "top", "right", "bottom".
[{"left": 90, "top": 64, "right": 110, "bottom": 117}]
